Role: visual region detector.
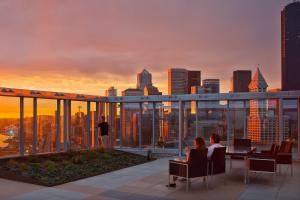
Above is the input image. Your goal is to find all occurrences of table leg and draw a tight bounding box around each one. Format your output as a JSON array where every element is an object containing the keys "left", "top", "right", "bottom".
[{"left": 244, "top": 156, "right": 248, "bottom": 184}]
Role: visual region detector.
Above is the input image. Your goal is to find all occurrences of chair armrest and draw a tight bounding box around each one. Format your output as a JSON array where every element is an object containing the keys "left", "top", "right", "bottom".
[
  {"left": 277, "top": 152, "right": 292, "bottom": 156},
  {"left": 250, "top": 154, "right": 275, "bottom": 159},
  {"left": 169, "top": 160, "right": 188, "bottom": 165}
]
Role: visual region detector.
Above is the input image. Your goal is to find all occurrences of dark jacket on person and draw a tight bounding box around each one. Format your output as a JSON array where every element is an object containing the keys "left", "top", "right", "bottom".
[{"left": 98, "top": 122, "right": 109, "bottom": 136}]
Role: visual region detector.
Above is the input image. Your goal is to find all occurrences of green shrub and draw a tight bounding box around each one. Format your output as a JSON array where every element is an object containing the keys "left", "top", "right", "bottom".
[
  {"left": 27, "top": 155, "right": 39, "bottom": 163},
  {"left": 20, "top": 163, "right": 29, "bottom": 171},
  {"left": 49, "top": 155, "right": 62, "bottom": 162},
  {"left": 102, "top": 153, "right": 112, "bottom": 160},
  {"left": 85, "top": 150, "right": 98, "bottom": 160},
  {"left": 28, "top": 162, "right": 41, "bottom": 173},
  {"left": 71, "top": 154, "right": 86, "bottom": 164},
  {"left": 44, "top": 160, "right": 58, "bottom": 174}
]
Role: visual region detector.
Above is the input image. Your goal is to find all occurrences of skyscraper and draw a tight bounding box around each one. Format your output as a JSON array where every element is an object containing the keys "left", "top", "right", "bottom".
[
  {"left": 168, "top": 68, "right": 201, "bottom": 95},
  {"left": 232, "top": 70, "right": 252, "bottom": 92},
  {"left": 137, "top": 69, "right": 152, "bottom": 90},
  {"left": 187, "top": 71, "right": 201, "bottom": 94},
  {"left": 202, "top": 79, "right": 220, "bottom": 93},
  {"left": 105, "top": 86, "right": 117, "bottom": 97},
  {"left": 168, "top": 68, "right": 188, "bottom": 95},
  {"left": 281, "top": 2, "right": 300, "bottom": 91},
  {"left": 247, "top": 68, "right": 289, "bottom": 143}
]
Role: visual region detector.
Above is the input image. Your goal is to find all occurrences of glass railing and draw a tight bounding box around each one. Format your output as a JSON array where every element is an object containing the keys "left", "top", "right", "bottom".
[{"left": 0, "top": 87, "right": 299, "bottom": 158}]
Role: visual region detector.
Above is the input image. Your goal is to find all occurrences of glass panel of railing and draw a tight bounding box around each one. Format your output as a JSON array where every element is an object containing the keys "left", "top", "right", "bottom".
[
  {"left": 283, "top": 99, "right": 298, "bottom": 153},
  {"left": 24, "top": 98, "right": 33, "bottom": 155},
  {"left": 90, "top": 102, "right": 96, "bottom": 148},
  {"left": 71, "top": 101, "right": 88, "bottom": 150},
  {"left": 104, "top": 102, "right": 117, "bottom": 148},
  {"left": 0, "top": 96, "right": 20, "bottom": 157},
  {"left": 228, "top": 100, "right": 247, "bottom": 140},
  {"left": 246, "top": 98, "right": 281, "bottom": 151},
  {"left": 197, "top": 100, "right": 228, "bottom": 145},
  {"left": 140, "top": 102, "right": 152, "bottom": 148},
  {"left": 36, "top": 99, "right": 56, "bottom": 153},
  {"left": 121, "top": 102, "right": 141, "bottom": 148},
  {"left": 158, "top": 101, "right": 179, "bottom": 150}
]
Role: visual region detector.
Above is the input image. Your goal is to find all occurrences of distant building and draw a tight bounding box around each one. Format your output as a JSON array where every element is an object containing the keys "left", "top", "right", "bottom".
[
  {"left": 105, "top": 86, "right": 117, "bottom": 97},
  {"left": 121, "top": 88, "right": 143, "bottom": 96},
  {"left": 187, "top": 71, "right": 201, "bottom": 93},
  {"left": 281, "top": 2, "right": 300, "bottom": 91},
  {"left": 144, "top": 85, "right": 162, "bottom": 96},
  {"left": 202, "top": 79, "right": 220, "bottom": 93},
  {"left": 168, "top": 68, "right": 201, "bottom": 95},
  {"left": 247, "top": 68, "right": 289, "bottom": 143},
  {"left": 137, "top": 69, "right": 152, "bottom": 90},
  {"left": 232, "top": 70, "right": 252, "bottom": 92},
  {"left": 168, "top": 68, "right": 188, "bottom": 95}
]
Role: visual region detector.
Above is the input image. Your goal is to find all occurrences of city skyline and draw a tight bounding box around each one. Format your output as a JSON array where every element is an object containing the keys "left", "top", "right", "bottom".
[{"left": 0, "top": 0, "right": 292, "bottom": 95}]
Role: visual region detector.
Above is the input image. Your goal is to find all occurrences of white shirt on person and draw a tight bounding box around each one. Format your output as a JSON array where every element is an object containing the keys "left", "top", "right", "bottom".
[{"left": 207, "top": 143, "right": 223, "bottom": 158}]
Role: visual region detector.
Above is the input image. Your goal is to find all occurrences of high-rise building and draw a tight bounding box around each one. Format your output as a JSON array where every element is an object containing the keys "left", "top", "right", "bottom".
[
  {"left": 232, "top": 70, "right": 252, "bottom": 92},
  {"left": 247, "top": 68, "right": 289, "bottom": 143},
  {"left": 187, "top": 71, "right": 201, "bottom": 93},
  {"left": 168, "top": 68, "right": 188, "bottom": 95},
  {"left": 168, "top": 68, "right": 201, "bottom": 95},
  {"left": 281, "top": 2, "right": 300, "bottom": 91},
  {"left": 137, "top": 69, "right": 152, "bottom": 90},
  {"left": 105, "top": 86, "right": 117, "bottom": 97},
  {"left": 144, "top": 85, "right": 162, "bottom": 96},
  {"left": 202, "top": 79, "right": 220, "bottom": 93}
]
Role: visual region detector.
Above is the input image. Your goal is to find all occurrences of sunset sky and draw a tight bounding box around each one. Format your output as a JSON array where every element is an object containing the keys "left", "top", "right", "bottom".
[{"left": 0, "top": 0, "right": 290, "bottom": 96}]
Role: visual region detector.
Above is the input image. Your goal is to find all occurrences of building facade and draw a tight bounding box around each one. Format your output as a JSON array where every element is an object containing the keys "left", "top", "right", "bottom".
[
  {"left": 137, "top": 69, "right": 152, "bottom": 90},
  {"left": 247, "top": 68, "right": 289, "bottom": 143},
  {"left": 232, "top": 70, "right": 252, "bottom": 92},
  {"left": 202, "top": 79, "right": 220, "bottom": 93},
  {"left": 281, "top": 2, "right": 300, "bottom": 91}
]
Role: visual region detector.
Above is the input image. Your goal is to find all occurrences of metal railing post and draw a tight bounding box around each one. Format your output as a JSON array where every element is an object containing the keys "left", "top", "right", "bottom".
[
  {"left": 152, "top": 102, "right": 155, "bottom": 149},
  {"left": 179, "top": 101, "right": 183, "bottom": 157},
  {"left": 226, "top": 100, "right": 230, "bottom": 146},
  {"left": 63, "top": 100, "right": 68, "bottom": 151},
  {"left": 56, "top": 99, "right": 61, "bottom": 152},
  {"left": 19, "top": 97, "right": 24, "bottom": 156},
  {"left": 119, "top": 103, "right": 123, "bottom": 148},
  {"left": 32, "top": 97, "right": 37, "bottom": 154},
  {"left": 87, "top": 101, "right": 91, "bottom": 149},
  {"left": 138, "top": 102, "right": 142, "bottom": 149},
  {"left": 195, "top": 101, "right": 199, "bottom": 138},
  {"left": 68, "top": 100, "right": 72, "bottom": 150},
  {"left": 243, "top": 100, "right": 247, "bottom": 139},
  {"left": 279, "top": 98, "right": 283, "bottom": 143},
  {"left": 95, "top": 102, "right": 100, "bottom": 147}
]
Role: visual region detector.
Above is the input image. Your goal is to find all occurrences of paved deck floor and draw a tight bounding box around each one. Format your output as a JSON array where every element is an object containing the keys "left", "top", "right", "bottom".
[{"left": 0, "top": 158, "right": 299, "bottom": 200}]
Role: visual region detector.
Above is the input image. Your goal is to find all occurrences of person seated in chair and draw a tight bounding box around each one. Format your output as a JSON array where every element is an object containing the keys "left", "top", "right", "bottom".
[
  {"left": 167, "top": 137, "right": 206, "bottom": 187},
  {"left": 207, "top": 133, "right": 223, "bottom": 158}
]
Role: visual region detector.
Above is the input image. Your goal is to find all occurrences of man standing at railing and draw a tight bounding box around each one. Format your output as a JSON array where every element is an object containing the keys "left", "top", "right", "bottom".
[{"left": 98, "top": 116, "right": 109, "bottom": 149}]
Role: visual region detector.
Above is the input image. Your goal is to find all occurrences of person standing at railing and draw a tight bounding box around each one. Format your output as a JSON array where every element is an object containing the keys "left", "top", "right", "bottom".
[{"left": 98, "top": 116, "right": 109, "bottom": 149}]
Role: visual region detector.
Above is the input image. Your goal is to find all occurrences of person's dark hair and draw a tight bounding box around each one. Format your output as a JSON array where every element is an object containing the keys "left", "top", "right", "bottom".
[
  {"left": 195, "top": 137, "right": 205, "bottom": 149},
  {"left": 101, "top": 116, "right": 105, "bottom": 121},
  {"left": 210, "top": 133, "right": 220, "bottom": 143}
]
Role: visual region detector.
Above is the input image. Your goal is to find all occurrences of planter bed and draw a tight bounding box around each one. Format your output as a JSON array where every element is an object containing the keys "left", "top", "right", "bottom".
[{"left": 0, "top": 149, "right": 154, "bottom": 186}]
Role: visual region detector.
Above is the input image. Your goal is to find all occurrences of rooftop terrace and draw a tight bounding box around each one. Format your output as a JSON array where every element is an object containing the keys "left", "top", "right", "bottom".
[{"left": 0, "top": 158, "right": 299, "bottom": 200}]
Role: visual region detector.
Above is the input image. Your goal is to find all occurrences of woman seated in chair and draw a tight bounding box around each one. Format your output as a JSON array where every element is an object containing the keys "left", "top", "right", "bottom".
[{"left": 168, "top": 137, "right": 206, "bottom": 187}]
